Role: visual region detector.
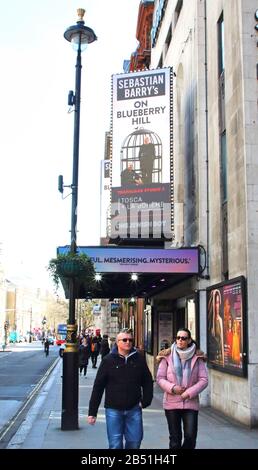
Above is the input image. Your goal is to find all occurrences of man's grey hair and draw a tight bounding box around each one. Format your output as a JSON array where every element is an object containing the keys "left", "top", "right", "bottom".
[
  {"left": 116, "top": 328, "right": 133, "bottom": 340},
  {"left": 118, "top": 328, "right": 133, "bottom": 335}
]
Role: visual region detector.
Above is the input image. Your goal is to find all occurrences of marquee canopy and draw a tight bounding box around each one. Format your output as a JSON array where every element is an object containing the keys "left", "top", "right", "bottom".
[{"left": 57, "top": 245, "right": 200, "bottom": 299}]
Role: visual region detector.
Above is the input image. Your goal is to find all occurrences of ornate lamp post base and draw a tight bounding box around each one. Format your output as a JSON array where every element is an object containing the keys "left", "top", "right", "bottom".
[{"left": 61, "top": 324, "right": 79, "bottom": 430}]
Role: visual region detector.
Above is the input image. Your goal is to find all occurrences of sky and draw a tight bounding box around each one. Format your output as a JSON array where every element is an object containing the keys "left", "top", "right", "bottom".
[{"left": 0, "top": 0, "right": 140, "bottom": 291}]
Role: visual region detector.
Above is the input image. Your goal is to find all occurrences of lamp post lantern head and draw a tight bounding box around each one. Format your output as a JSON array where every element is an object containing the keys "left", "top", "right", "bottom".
[
  {"left": 77, "top": 8, "right": 85, "bottom": 21},
  {"left": 64, "top": 8, "right": 97, "bottom": 49}
]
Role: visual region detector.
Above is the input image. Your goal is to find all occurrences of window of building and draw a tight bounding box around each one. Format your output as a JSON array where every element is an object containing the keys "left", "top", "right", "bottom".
[
  {"left": 163, "top": 24, "right": 172, "bottom": 60},
  {"left": 218, "top": 12, "right": 228, "bottom": 277},
  {"left": 221, "top": 131, "right": 228, "bottom": 278},
  {"left": 158, "top": 55, "right": 163, "bottom": 68},
  {"left": 220, "top": 131, "right": 227, "bottom": 203},
  {"left": 151, "top": 0, "right": 168, "bottom": 47},
  {"left": 218, "top": 14, "right": 225, "bottom": 76},
  {"left": 165, "top": 23, "right": 172, "bottom": 47},
  {"left": 174, "top": 0, "right": 183, "bottom": 27}
]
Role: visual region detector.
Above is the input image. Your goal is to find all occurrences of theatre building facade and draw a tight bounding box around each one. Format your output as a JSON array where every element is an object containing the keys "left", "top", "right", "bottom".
[{"left": 111, "top": 0, "right": 258, "bottom": 428}]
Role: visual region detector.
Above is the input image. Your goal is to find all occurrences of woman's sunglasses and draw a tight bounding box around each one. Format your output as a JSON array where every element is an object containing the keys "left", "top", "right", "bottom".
[{"left": 176, "top": 336, "right": 188, "bottom": 341}]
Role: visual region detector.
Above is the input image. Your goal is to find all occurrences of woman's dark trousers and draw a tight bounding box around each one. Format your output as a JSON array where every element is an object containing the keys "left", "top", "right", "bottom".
[{"left": 165, "top": 409, "right": 198, "bottom": 449}]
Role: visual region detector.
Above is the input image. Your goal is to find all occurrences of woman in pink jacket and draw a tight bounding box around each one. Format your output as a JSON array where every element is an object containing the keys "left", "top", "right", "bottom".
[{"left": 156, "top": 327, "right": 208, "bottom": 449}]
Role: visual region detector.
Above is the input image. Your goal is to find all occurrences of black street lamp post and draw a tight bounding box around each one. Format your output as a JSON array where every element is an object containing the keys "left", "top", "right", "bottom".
[{"left": 61, "top": 9, "right": 97, "bottom": 431}]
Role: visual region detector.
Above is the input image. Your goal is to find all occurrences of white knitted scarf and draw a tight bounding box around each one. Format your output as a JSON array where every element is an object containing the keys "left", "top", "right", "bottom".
[{"left": 172, "top": 342, "right": 196, "bottom": 387}]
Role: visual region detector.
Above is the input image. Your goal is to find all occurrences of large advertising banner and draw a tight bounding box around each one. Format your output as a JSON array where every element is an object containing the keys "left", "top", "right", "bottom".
[
  {"left": 111, "top": 68, "right": 173, "bottom": 240},
  {"left": 207, "top": 277, "right": 247, "bottom": 377},
  {"left": 158, "top": 312, "right": 173, "bottom": 351},
  {"left": 100, "top": 160, "right": 110, "bottom": 238},
  {"left": 57, "top": 246, "right": 199, "bottom": 274}
]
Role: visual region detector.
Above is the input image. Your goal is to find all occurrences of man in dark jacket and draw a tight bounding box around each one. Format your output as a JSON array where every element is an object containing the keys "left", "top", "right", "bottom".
[
  {"left": 87, "top": 328, "right": 153, "bottom": 449},
  {"left": 100, "top": 334, "right": 110, "bottom": 360},
  {"left": 44, "top": 337, "right": 50, "bottom": 357}
]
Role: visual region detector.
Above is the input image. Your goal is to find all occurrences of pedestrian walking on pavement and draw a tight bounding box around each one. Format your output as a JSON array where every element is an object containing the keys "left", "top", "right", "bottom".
[
  {"left": 87, "top": 328, "right": 153, "bottom": 449},
  {"left": 99, "top": 334, "right": 110, "bottom": 360},
  {"left": 44, "top": 337, "right": 50, "bottom": 357},
  {"left": 90, "top": 335, "right": 100, "bottom": 368},
  {"left": 156, "top": 327, "right": 208, "bottom": 450},
  {"left": 79, "top": 337, "right": 91, "bottom": 377}
]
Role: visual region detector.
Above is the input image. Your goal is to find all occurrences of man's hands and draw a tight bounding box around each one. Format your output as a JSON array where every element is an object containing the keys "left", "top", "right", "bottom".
[{"left": 88, "top": 416, "right": 96, "bottom": 425}]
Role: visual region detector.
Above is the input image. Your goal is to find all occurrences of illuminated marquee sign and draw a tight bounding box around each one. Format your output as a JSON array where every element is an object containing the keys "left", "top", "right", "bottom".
[{"left": 57, "top": 246, "right": 199, "bottom": 274}]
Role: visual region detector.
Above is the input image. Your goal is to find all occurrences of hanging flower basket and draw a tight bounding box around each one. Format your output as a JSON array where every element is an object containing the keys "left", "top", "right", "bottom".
[
  {"left": 56, "top": 259, "right": 88, "bottom": 278},
  {"left": 47, "top": 252, "right": 95, "bottom": 291}
]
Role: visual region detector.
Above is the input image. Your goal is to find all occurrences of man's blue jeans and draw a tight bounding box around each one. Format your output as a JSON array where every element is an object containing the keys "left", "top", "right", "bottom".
[{"left": 105, "top": 405, "right": 143, "bottom": 449}]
